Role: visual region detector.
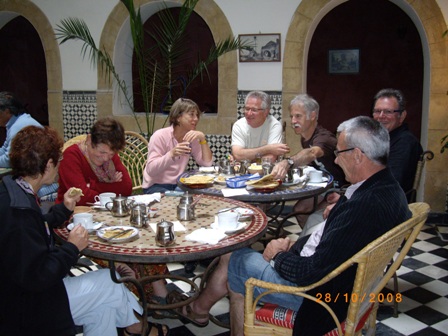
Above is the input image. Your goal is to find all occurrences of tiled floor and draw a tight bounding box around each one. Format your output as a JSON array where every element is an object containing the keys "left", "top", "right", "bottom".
[{"left": 156, "top": 220, "right": 448, "bottom": 336}]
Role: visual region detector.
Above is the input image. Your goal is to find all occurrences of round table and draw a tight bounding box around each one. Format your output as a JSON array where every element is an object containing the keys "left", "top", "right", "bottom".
[
  {"left": 177, "top": 170, "right": 334, "bottom": 204},
  {"left": 54, "top": 195, "right": 267, "bottom": 264},
  {"left": 54, "top": 195, "right": 267, "bottom": 333}
]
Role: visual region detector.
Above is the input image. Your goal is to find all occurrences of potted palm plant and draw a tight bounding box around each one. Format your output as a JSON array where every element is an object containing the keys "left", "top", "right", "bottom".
[{"left": 56, "top": 0, "right": 249, "bottom": 138}]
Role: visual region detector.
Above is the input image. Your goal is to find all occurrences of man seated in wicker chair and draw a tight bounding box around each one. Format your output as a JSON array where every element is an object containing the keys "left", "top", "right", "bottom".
[{"left": 167, "top": 116, "right": 411, "bottom": 335}]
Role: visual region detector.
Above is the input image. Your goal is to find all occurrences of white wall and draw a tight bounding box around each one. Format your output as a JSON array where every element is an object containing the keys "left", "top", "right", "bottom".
[
  {"left": 215, "top": 0, "right": 301, "bottom": 91},
  {"left": 30, "top": 0, "right": 447, "bottom": 91},
  {"left": 33, "top": 0, "right": 119, "bottom": 90}
]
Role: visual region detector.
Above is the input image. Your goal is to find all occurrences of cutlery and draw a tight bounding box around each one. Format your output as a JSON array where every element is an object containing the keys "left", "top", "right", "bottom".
[
  {"left": 105, "top": 228, "right": 134, "bottom": 240},
  {"left": 217, "top": 206, "right": 240, "bottom": 214}
]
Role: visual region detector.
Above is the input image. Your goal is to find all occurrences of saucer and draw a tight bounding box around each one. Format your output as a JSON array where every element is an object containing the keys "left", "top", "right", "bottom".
[
  {"left": 211, "top": 222, "right": 247, "bottom": 234},
  {"left": 92, "top": 201, "right": 107, "bottom": 210},
  {"left": 67, "top": 222, "right": 103, "bottom": 233},
  {"left": 96, "top": 226, "right": 139, "bottom": 243}
]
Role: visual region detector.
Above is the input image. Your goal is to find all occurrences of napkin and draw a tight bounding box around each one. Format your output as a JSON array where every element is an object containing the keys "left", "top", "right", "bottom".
[
  {"left": 128, "top": 193, "right": 161, "bottom": 204},
  {"left": 148, "top": 221, "right": 186, "bottom": 233},
  {"left": 221, "top": 188, "right": 250, "bottom": 197},
  {"left": 199, "top": 166, "right": 218, "bottom": 173},
  {"left": 294, "top": 174, "right": 307, "bottom": 184},
  {"left": 185, "top": 228, "right": 227, "bottom": 245}
]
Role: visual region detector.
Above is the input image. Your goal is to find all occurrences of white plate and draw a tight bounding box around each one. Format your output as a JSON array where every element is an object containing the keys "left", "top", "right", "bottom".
[
  {"left": 198, "top": 166, "right": 218, "bottom": 173},
  {"left": 219, "top": 207, "right": 255, "bottom": 220},
  {"left": 211, "top": 222, "right": 247, "bottom": 234},
  {"left": 96, "top": 226, "right": 139, "bottom": 243},
  {"left": 214, "top": 176, "right": 227, "bottom": 185}
]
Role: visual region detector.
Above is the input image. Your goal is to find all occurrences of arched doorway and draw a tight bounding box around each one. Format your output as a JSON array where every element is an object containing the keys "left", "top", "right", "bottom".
[
  {"left": 283, "top": 0, "right": 448, "bottom": 210},
  {"left": 0, "top": 0, "right": 63, "bottom": 135},
  {"left": 307, "top": 0, "right": 423, "bottom": 139},
  {"left": 0, "top": 16, "right": 48, "bottom": 142}
]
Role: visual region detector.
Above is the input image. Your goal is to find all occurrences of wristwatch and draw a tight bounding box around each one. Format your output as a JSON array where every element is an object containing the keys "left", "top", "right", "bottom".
[
  {"left": 270, "top": 252, "right": 282, "bottom": 268},
  {"left": 286, "top": 158, "right": 294, "bottom": 168}
]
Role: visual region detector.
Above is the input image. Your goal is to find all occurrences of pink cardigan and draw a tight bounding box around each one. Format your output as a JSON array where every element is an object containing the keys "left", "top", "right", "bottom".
[{"left": 143, "top": 126, "right": 213, "bottom": 188}]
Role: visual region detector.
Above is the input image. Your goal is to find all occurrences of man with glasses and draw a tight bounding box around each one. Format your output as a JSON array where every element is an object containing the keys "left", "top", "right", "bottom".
[
  {"left": 231, "top": 90, "right": 290, "bottom": 162},
  {"left": 372, "top": 88, "right": 423, "bottom": 197}
]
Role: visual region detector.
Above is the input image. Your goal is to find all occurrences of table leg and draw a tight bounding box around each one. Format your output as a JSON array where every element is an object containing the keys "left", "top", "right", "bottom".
[{"left": 108, "top": 261, "right": 149, "bottom": 335}]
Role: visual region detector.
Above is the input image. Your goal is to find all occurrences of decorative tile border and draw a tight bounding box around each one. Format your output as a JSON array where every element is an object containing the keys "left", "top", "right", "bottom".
[{"left": 62, "top": 90, "right": 283, "bottom": 169}]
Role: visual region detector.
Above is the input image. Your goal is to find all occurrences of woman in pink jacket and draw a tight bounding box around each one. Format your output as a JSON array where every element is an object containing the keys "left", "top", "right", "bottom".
[{"left": 143, "top": 98, "right": 213, "bottom": 194}]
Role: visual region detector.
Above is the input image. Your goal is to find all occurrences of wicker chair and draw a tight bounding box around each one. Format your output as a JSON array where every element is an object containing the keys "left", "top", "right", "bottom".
[
  {"left": 244, "top": 202, "right": 430, "bottom": 336},
  {"left": 118, "top": 131, "right": 149, "bottom": 193}
]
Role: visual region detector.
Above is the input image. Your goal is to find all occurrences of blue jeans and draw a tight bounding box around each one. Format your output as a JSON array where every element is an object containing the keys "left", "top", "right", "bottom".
[
  {"left": 228, "top": 248, "right": 303, "bottom": 310},
  {"left": 143, "top": 184, "right": 182, "bottom": 194}
]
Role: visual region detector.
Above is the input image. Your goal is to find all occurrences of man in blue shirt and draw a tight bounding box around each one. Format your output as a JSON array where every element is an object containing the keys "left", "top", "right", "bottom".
[{"left": 0, "top": 92, "right": 42, "bottom": 167}]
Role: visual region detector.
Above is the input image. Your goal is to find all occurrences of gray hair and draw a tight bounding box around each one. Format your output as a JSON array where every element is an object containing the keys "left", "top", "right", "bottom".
[
  {"left": 289, "top": 94, "right": 319, "bottom": 119},
  {"left": 337, "top": 116, "right": 389, "bottom": 166},
  {"left": 245, "top": 91, "right": 271, "bottom": 110}
]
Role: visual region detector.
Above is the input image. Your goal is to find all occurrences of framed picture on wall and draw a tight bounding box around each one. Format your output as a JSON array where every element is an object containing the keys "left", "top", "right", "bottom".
[
  {"left": 328, "top": 49, "right": 360, "bottom": 74},
  {"left": 238, "top": 33, "right": 281, "bottom": 62}
]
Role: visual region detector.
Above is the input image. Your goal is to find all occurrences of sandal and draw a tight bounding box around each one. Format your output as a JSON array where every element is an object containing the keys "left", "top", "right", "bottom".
[
  {"left": 125, "top": 321, "right": 170, "bottom": 336},
  {"left": 148, "top": 296, "right": 178, "bottom": 319},
  {"left": 166, "top": 290, "right": 209, "bottom": 327}
]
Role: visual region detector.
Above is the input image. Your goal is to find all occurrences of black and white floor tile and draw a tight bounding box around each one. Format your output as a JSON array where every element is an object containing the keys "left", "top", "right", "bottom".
[{"left": 155, "top": 221, "right": 448, "bottom": 336}]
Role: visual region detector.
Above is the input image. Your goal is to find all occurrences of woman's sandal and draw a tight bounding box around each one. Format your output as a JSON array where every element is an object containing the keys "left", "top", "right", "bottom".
[
  {"left": 125, "top": 321, "right": 170, "bottom": 336},
  {"left": 166, "top": 290, "right": 209, "bottom": 327}
]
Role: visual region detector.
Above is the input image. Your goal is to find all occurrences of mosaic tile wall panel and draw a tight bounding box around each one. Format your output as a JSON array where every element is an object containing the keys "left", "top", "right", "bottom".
[
  {"left": 61, "top": 90, "right": 282, "bottom": 170},
  {"left": 62, "top": 91, "right": 97, "bottom": 141}
]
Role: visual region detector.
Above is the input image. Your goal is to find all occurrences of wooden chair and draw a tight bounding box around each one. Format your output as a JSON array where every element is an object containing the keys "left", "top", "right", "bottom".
[
  {"left": 63, "top": 134, "right": 87, "bottom": 151},
  {"left": 244, "top": 202, "right": 430, "bottom": 336},
  {"left": 405, "top": 150, "right": 434, "bottom": 203},
  {"left": 119, "top": 131, "right": 149, "bottom": 193}
]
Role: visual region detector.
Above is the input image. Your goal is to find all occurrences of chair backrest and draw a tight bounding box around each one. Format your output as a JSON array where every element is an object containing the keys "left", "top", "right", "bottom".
[
  {"left": 118, "top": 131, "right": 149, "bottom": 193},
  {"left": 406, "top": 150, "right": 434, "bottom": 203},
  {"left": 244, "top": 202, "right": 430, "bottom": 336},
  {"left": 342, "top": 202, "right": 429, "bottom": 334},
  {"left": 63, "top": 134, "right": 87, "bottom": 152}
]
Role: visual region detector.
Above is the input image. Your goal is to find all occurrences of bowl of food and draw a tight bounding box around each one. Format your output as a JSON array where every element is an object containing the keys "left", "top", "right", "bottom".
[{"left": 248, "top": 164, "right": 263, "bottom": 175}]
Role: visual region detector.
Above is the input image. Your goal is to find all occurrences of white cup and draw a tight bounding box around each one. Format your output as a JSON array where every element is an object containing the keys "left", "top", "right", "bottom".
[
  {"left": 94, "top": 192, "right": 116, "bottom": 206},
  {"left": 73, "top": 212, "right": 94, "bottom": 229},
  {"left": 217, "top": 211, "right": 240, "bottom": 231},
  {"left": 308, "top": 170, "right": 323, "bottom": 183}
]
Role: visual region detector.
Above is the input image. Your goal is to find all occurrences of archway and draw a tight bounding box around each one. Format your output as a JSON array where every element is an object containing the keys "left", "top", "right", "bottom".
[
  {"left": 0, "top": 0, "right": 63, "bottom": 135},
  {"left": 283, "top": 0, "right": 448, "bottom": 211},
  {"left": 97, "top": 0, "right": 237, "bottom": 136}
]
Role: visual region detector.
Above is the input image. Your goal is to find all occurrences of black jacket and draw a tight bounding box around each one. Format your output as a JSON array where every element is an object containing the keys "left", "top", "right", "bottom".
[{"left": 0, "top": 176, "right": 78, "bottom": 335}]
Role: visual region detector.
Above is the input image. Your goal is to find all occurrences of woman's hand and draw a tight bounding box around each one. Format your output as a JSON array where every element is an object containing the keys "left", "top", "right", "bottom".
[
  {"left": 63, "top": 190, "right": 82, "bottom": 211},
  {"left": 183, "top": 130, "right": 205, "bottom": 144},
  {"left": 67, "top": 224, "right": 89, "bottom": 251},
  {"left": 112, "top": 171, "right": 123, "bottom": 182},
  {"left": 171, "top": 141, "right": 192, "bottom": 158}
]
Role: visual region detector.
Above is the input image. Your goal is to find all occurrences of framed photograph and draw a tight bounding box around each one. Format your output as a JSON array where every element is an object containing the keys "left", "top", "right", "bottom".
[
  {"left": 328, "top": 49, "right": 360, "bottom": 74},
  {"left": 239, "top": 34, "right": 281, "bottom": 62}
]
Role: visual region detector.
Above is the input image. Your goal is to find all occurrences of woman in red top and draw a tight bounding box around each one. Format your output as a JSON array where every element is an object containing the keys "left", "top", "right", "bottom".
[{"left": 56, "top": 117, "right": 132, "bottom": 205}]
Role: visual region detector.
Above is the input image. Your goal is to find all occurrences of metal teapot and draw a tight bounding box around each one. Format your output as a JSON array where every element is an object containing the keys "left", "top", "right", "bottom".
[
  {"left": 218, "top": 157, "right": 235, "bottom": 175},
  {"left": 105, "top": 194, "right": 135, "bottom": 217},
  {"left": 130, "top": 203, "right": 148, "bottom": 227},
  {"left": 155, "top": 219, "right": 176, "bottom": 247}
]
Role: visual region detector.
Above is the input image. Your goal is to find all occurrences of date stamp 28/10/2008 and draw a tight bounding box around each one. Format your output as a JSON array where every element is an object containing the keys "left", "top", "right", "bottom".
[{"left": 316, "top": 292, "right": 402, "bottom": 304}]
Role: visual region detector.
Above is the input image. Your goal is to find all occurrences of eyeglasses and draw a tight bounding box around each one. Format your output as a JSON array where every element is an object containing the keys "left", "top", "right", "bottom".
[
  {"left": 372, "top": 109, "right": 403, "bottom": 116},
  {"left": 334, "top": 147, "right": 355, "bottom": 157},
  {"left": 244, "top": 106, "right": 265, "bottom": 113}
]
